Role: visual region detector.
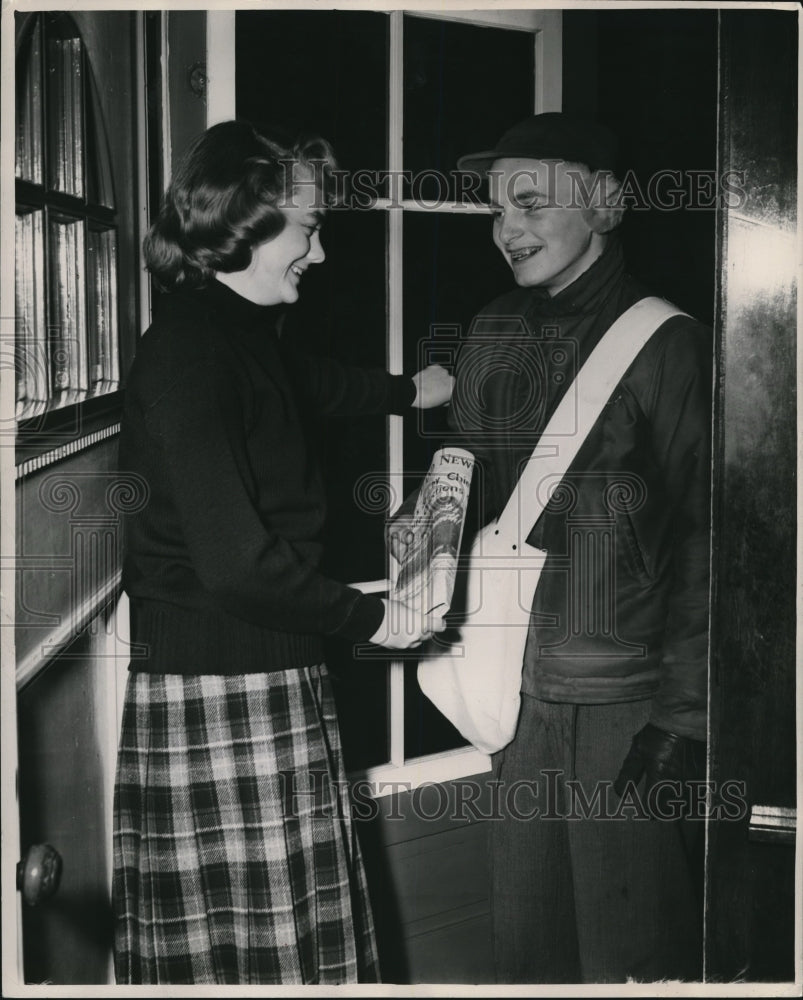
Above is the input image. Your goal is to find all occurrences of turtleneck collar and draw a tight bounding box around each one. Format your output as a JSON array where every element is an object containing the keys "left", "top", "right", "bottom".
[
  {"left": 196, "top": 277, "right": 285, "bottom": 334},
  {"left": 525, "top": 233, "right": 626, "bottom": 320}
]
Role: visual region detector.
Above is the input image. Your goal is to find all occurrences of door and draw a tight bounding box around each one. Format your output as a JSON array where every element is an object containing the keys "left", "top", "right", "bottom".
[{"left": 706, "top": 8, "right": 798, "bottom": 982}]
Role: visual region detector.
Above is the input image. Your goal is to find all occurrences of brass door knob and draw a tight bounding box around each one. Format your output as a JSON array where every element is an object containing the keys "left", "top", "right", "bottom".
[{"left": 16, "top": 844, "right": 63, "bottom": 906}]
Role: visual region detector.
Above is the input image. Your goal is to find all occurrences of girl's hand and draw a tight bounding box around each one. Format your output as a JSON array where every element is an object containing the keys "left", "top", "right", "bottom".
[
  {"left": 369, "top": 599, "right": 446, "bottom": 649},
  {"left": 411, "top": 365, "right": 455, "bottom": 408}
]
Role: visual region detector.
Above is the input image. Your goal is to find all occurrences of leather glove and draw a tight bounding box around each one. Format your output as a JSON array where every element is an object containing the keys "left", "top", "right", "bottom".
[{"left": 614, "top": 723, "right": 707, "bottom": 801}]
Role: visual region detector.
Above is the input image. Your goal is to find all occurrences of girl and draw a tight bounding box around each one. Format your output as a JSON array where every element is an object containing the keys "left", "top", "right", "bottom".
[{"left": 113, "top": 120, "right": 448, "bottom": 985}]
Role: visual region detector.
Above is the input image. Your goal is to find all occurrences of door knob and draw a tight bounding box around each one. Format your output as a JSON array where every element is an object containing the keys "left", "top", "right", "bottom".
[{"left": 16, "top": 843, "right": 63, "bottom": 906}]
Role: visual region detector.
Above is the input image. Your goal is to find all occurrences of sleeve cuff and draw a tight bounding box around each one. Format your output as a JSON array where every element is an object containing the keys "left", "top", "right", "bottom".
[
  {"left": 388, "top": 373, "right": 417, "bottom": 413},
  {"left": 648, "top": 705, "right": 707, "bottom": 742},
  {"left": 332, "top": 591, "right": 386, "bottom": 642}
]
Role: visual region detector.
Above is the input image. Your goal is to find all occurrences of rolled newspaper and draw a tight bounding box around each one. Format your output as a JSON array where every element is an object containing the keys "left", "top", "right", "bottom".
[{"left": 394, "top": 447, "right": 475, "bottom": 615}]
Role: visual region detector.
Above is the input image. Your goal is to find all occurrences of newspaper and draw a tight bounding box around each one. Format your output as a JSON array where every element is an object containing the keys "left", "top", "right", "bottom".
[{"left": 393, "top": 447, "right": 475, "bottom": 615}]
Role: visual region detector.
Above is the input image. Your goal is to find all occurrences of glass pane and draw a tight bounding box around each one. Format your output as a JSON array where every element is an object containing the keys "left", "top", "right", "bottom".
[
  {"left": 401, "top": 210, "right": 513, "bottom": 476},
  {"left": 15, "top": 14, "right": 43, "bottom": 184},
  {"left": 87, "top": 226, "right": 119, "bottom": 392},
  {"left": 404, "top": 659, "right": 468, "bottom": 759},
  {"left": 46, "top": 30, "right": 85, "bottom": 198},
  {"left": 403, "top": 14, "right": 535, "bottom": 202},
  {"left": 85, "top": 65, "right": 115, "bottom": 209},
  {"left": 47, "top": 214, "right": 87, "bottom": 405},
  {"left": 401, "top": 210, "right": 515, "bottom": 759},
  {"left": 331, "top": 661, "right": 390, "bottom": 776},
  {"left": 236, "top": 11, "right": 388, "bottom": 182},
  {"left": 282, "top": 207, "right": 391, "bottom": 772},
  {"left": 15, "top": 208, "right": 48, "bottom": 416}
]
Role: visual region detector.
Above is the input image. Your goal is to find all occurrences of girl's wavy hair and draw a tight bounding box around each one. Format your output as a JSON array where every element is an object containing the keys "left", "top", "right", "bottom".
[{"left": 144, "top": 120, "right": 339, "bottom": 291}]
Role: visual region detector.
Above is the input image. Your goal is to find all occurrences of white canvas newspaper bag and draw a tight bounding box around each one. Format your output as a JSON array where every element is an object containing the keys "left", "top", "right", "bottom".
[{"left": 417, "top": 297, "right": 685, "bottom": 755}]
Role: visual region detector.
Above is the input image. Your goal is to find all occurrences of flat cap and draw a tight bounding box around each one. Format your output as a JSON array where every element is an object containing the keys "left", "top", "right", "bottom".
[{"left": 457, "top": 112, "right": 620, "bottom": 176}]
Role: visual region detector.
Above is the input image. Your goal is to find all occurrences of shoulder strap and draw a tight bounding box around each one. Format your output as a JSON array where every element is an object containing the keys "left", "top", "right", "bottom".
[{"left": 495, "top": 296, "right": 687, "bottom": 543}]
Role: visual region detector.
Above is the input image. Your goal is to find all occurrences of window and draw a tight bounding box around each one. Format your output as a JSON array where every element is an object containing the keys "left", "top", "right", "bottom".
[
  {"left": 14, "top": 11, "right": 143, "bottom": 466},
  {"left": 235, "top": 9, "right": 558, "bottom": 788}
]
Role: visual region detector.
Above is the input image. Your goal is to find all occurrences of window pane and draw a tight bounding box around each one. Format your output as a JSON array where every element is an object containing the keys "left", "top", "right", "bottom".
[
  {"left": 15, "top": 11, "right": 138, "bottom": 451},
  {"left": 236, "top": 11, "right": 388, "bottom": 180},
  {"left": 401, "top": 210, "right": 513, "bottom": 476},
  {"left": 46, "top": 30, "right": 85, "bottom": 198},
  {"left": 403, "top": 15, "right": 535, "bottom": 202},
  {"left": 402, "top": 210, "right": 514, "bottom": 759},
  {"left": 47, "top": 214, "right": 87, "bottom": 404},
  {"left": 85, "top": 67, "right": 115, "bottom": 209},
  {"left": 87, "top": 226, "right": 119, "bottom": 391},
  {"left": 404, "top": 660, "right": 468, "bottom": 759},
  {"left": 16, "top": 15, "right": 43, "bottom": 184},
  {"left": 15, "top": 209, "right": 47, "bottom": 415},
  {"left": 282, "top": 207, "right": 391, "bottom": 772}
]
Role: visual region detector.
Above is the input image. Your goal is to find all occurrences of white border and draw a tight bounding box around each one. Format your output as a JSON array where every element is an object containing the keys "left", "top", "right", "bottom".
[
  {"left": 1, "top": 3, "right": 800, "bottom": 997},
  {"left": 2, "top": 4, "right": 24, "bottom": 995}
]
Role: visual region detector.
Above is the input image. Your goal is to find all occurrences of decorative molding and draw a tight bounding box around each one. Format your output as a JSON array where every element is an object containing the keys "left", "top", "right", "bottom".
[{"left": 15, "top": 422, "right": 120, "bottom": 480}]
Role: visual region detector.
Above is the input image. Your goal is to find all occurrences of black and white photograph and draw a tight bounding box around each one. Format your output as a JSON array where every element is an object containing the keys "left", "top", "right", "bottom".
[{"left": 1, "top": 1, "right": 799, "bottom": 993}]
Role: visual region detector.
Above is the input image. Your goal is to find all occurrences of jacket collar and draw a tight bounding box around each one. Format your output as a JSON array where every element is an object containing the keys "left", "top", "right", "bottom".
[{"left": 525, "top": 233, "right": 626, "bottom": 321}]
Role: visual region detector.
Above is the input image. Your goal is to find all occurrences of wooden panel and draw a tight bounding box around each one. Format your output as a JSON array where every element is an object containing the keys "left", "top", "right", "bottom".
[
  {"left": 405, "top": 910, "right": 492, "bottom": 984},
  {"left": 706, "top": 8, "right": 797, "bottom": 982},
  {"left": 388, "top": 821, "right": 487, "bottom": 927},
  {"left": 740, "top": 842, "right": 797, "bottom": 982},
  {"left": 17, "top": 623, "right": 121, "bottom": 985},
  {"left": 357, "top": 775, "right": 495, "bottom": 983},
  {"left": 167, "top": 11, "right": 207, "bottom": 170},
  {"left": 15, "top": 438, "right": 124, "bottom": 668}
]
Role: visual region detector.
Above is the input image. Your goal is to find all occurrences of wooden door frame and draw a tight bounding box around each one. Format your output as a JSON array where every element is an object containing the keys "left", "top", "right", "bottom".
[{"left": 705, "top": 5, "right": 800, "bottom": 984}]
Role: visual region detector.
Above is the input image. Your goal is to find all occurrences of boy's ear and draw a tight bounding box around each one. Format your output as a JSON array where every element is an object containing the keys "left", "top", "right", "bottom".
[{"left": 582, "top": 170, "right": 626, "bottom": 234}]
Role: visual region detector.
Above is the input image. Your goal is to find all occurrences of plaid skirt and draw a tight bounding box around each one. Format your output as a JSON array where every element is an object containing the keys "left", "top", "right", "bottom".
[{"left": 112, "top": 664, "right": 380, "bottom": 985}]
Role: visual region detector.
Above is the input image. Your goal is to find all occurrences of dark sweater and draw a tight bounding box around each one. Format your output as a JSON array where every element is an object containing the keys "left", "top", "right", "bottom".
[{"left": 119, "top": 279, "right": 415, "bottom": 674}]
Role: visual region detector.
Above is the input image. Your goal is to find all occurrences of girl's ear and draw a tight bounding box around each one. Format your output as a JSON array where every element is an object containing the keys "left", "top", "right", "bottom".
[{"left": 581, "top": 171, "right": 626, "bottom": 235}]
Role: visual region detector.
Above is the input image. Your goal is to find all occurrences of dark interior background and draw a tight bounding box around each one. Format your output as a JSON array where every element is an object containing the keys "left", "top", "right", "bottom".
[{"left": 563, "top": 8, "right": 718, "bottom": 325}]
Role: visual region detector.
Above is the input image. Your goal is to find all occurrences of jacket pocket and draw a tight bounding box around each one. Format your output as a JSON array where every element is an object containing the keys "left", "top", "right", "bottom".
[{"left": 617, "top": 508, "right": 652, "bottom": 583}]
